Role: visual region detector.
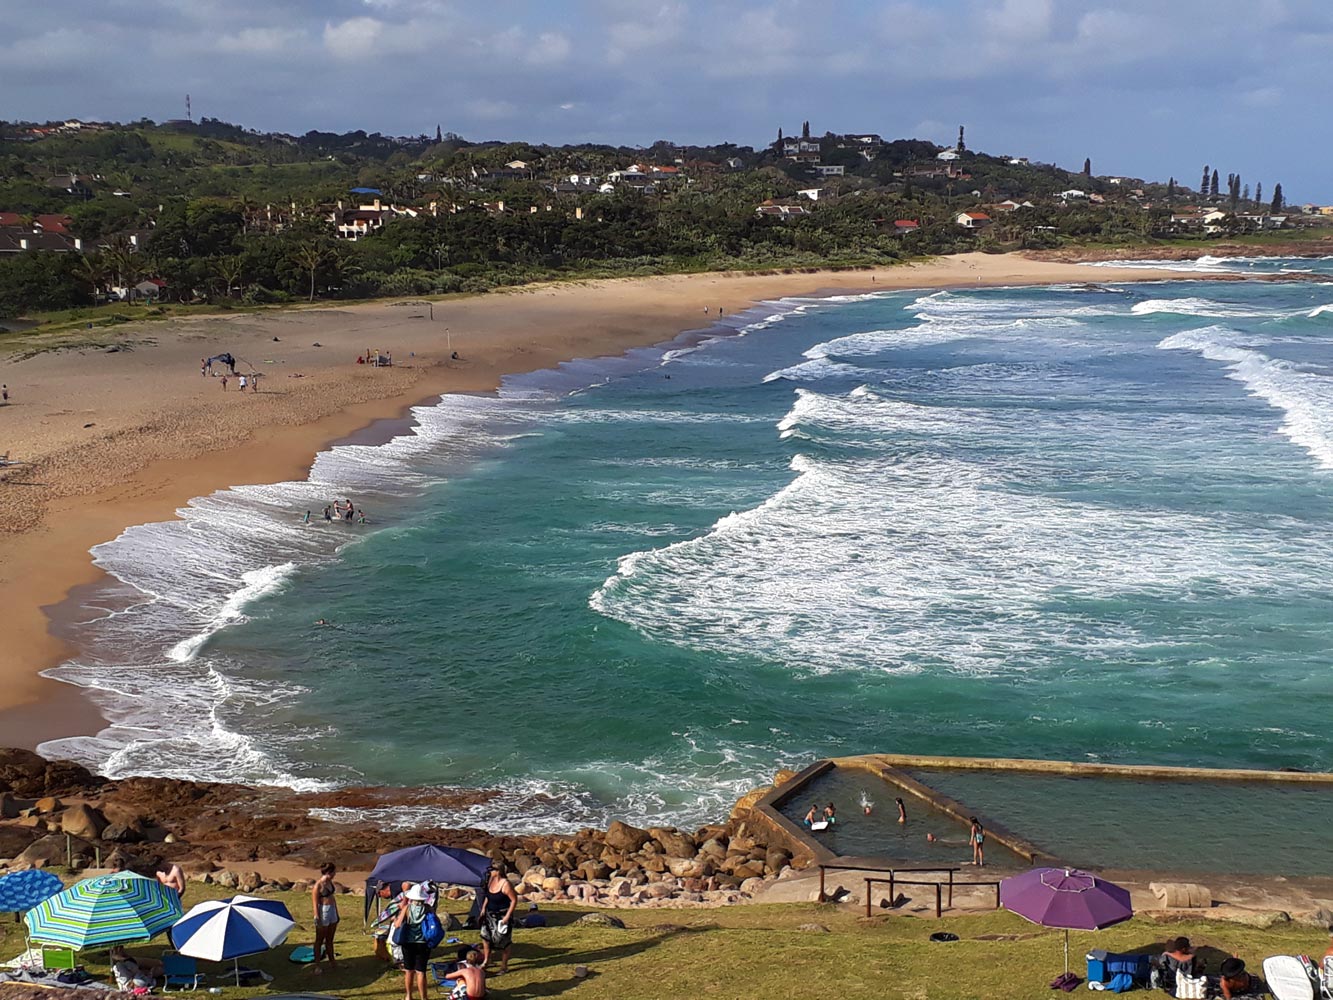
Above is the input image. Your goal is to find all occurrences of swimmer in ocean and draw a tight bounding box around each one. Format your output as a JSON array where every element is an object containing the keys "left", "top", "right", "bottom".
[{"left": 896, "top": 797, "right": 907, "bottom": 824}]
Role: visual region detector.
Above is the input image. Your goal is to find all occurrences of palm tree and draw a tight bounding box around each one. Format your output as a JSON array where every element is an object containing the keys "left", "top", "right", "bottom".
[
  {"left": 79, "top": 253, "right": 108, "bottom": 301},
  {"left": 293, "top": 241, "right": 327, "bottom": 302},
  {"left": 215, "top": 255, "right": 244, "bottom": 299}
]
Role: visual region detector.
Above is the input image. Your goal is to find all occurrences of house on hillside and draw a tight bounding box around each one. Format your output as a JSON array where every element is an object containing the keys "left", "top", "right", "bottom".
[
  {"left": 0, "top": 212, "right": 22, "bottom": 227},
  {"left": 0, "top": 228, "right": 82, "bottom": 254},
  {"left": 814, "top": 164, "right": 844, "bottom": 177},
  {"left": 756, "top": 199, "right": 811, "bottom": 220},
  {"left": 1059, "top": 189, "right": 1087, "bottom": 201},
  {"left": 892, "top": 219, "right": 920, "bottom": 235},
  {"left": 956, "top": 211, "right": 992, "bottom": 229},
  {"left": 34, "top": 214, "right": 73, "bottom": 234},
  {"left": 796, "top": 188, "right": 823, "bottom": 201},
  {"left": 46, "top": 174, "right": 94, "bottom": 199},
  {"left": 993, "top": 200, "right": 1033, "bottom": 212}
]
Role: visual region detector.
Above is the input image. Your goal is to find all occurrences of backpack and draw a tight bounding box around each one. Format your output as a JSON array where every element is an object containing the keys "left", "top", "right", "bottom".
[{"left": 421, "top": 910, "right": 445, "bottom": 949}]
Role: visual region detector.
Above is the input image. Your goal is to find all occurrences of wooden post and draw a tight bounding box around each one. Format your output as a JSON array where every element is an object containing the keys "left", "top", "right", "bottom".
[
  {"left": 995, "top": 882, "right": 1001, "bottom": 909},
  {"left": 935, "top": 883, "right": 942, "bottom": 919},
  {"left": 818, "top": 866, "right": 826, "bottom": 903},
  {"left": 65, "top": 834, "right": 72, "bottom": 868},
  {"left": 95, "top": 846, "right": 102, "bottom": 869},
  {"left": 947, "top": 869, "right": 954, "bottom": 908},
  {"left": 864, "top": 879, "right": 872, "bottom": 919},
  {"left": 888, "top": 871, "right": 895, "bottom": 908}
]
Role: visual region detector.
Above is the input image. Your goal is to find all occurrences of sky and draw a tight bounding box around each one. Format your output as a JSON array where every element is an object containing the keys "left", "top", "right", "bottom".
[{"left": 5, "top": 0, "right": 1329, "bottom": 200}]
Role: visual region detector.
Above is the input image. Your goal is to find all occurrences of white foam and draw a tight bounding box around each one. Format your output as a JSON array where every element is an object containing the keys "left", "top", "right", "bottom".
[
  {"left": 1159, "top": 325, "right": 1333, "bottom": 469},
  {"left": 1131, "top": 297, "right": 1272, "bottom": 319}
]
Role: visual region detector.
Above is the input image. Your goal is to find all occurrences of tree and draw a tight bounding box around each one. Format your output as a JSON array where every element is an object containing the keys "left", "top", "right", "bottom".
[
  {"left": 1201, "top": 164, "right": 1210, "bottom": 195},
  {"left": 215, "top": 255, "right": 243, "bottom": 298},
  {"left": 801, "top": 120, "right": 810, "bottom": 139},
  {"left": 1083, "top": 157, "right": 1091, "bottom": 177},
  {"left": 1242, "top": 183, "right": 1250, "bottom": 202},
  {"left": 957, "top": 125, "right": 965, "bottom": 152},
  {"left": 1271, "top": 183, "right": 1283, "bottom": 213},
  {"left": 1254, "top": 182, "right": 1262, "bottom": 208},
  {"left": 1166, "top": 177, "right": 1176, "bottom": 202},
  {"left": 1210, "top": 169, "right": 1219, "bottom": 197},
  {"left": 435, "top": 124, "right": 442, "bottom": 143},
  {"left": 293, "top": 241, "right": 327, "bottom": 301}
]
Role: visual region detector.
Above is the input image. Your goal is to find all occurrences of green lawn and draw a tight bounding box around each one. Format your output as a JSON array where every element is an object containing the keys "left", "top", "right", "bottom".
[{"left": 2, "top": 884, "right": 1322, "bottom": 1000}]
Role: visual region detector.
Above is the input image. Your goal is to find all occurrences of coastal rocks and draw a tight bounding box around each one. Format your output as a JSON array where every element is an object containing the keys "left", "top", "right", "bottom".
[
  {"left": 649, "top": 827, "right": 696, "bottom": 858},
  {"left": 101, "top": 824, "right": 143, "bottom": 844},
  {"left": 604, "top": 821, "right": 651, "bottom": 853},
  {"left": 1149, "top": 882, "right": 1211, "bottom": 908},
  {"left": 729, "top": 786, "right": 770, "bottom": 819},
  {"left": 16, "top": 832, "right": 93, "bottom": 868},
  {"left": 215, "top": 870, "right": 241, "bottom": 889},
  {"left": 0, "top": 750, "right": 101, "bottom": 799},
  {"left": 60, "top": 804, "right": 108, "bottom": 841},
  {"left": 773, "top": 769, "right": 799, "bottom": 787},
  {"left": 0, "top": 793, "right": 18, "bottom": 819}
]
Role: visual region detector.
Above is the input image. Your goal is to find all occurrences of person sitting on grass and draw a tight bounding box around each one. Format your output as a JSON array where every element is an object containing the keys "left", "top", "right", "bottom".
[
  {"left": 1219, "top": 957, "right": 1263, "bottom": 998},
  {"left": 110, "top": 946, "right": 162, "bottom": 991},
  {"left": 443, "top": 950, "right": 487, "bottom": 999}
]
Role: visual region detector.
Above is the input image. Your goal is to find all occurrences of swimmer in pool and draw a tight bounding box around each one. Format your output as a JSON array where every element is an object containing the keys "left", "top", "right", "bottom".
[
  {"left": 803, "top": 804, "right": 818, "bottom": 827},
  {"left": 896, "top": 797, "right": 907, "bottom": 824}
]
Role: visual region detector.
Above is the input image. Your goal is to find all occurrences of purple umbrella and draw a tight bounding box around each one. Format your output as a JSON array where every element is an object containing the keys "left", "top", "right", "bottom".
[{"left": 1000, "top": 868, "right": 1133, "bottom": 972}]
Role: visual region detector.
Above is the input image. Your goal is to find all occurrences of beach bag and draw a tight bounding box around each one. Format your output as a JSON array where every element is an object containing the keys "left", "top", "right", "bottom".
[
  {"left": 421, "top": 911, "right": 445, "bottom": 949},
  {"left": 1175, "top": 971, "right": 1207, "bottom": 999},
  {"left": 389, "top": 922, "right": 405, "bottom": 947}
]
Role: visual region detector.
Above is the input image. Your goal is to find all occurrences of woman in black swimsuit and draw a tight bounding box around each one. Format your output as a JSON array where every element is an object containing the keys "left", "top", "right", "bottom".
[{"left": 478, "top": 863, "right": 518, "bottom": 975}]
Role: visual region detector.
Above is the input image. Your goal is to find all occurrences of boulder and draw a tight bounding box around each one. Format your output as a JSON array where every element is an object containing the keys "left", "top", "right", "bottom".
[
  {"left": 0, "top": 825, "right": 42, "bottom": 858},
  {"left": 730, "top": 786, "right": 770, "bottom": 819},
  {"left": 214, "top": 870, "right": 240, "bottom": 889},
  {"left": 60, "top": 804, "right": 108, "bottom": 840},
  {"left": 765, "top": 849, "right": 792, "bottom": 872},
  {"left": 1148, "top": 882, "right": 1211, "bottom": 909},
  {"left": 34, "top": 796, "right": 62, "bottom": 815},
  {"left": 100, "top": 824, "right": 143, "bottom": 844},
  {"left": 540, "top": 876, "right": 564, "bottom": 895},
  {"left": 577, "top": 860, "right": 612, "bottom": 882},
  {"left": 643, "top": 882, "right": 675, "bottom": 899},
  {"left": 739, "top": 877, "right": 766, "bottom": 895},
  {"left": 649, "top": 827, "right": 697, "bottom": 859},
  {"left": 512, "top": 853, "right": 535, "bottom": 876},
  {"left": 0, "top": 792, "right": 19, "bottom": 819},
  {"left": 698, "top": 838, "right": 727, "bottom": 859},
  {"left": 238, "top": 872, "right": 264, "bottom": 892},
  {"left": 604, "top": 821, "right": 651, "bottom": 853},
  {"left": 608, "top": 878, "right": 634, "bottom": 898},
  {"left": 16, "top": 832, "right": 91, "bottom": 867},
  {"left": 0, "top": 749, "right": 47, "bottom": 796},
  {"left": 640, "top": 854, "right": 667, "bottom": 874},
  {"left": 42, "top": 760, "right": 101, "bottom": 796},
  {"left": 732, "top": 861, "right": 765, "bottom": 880}
]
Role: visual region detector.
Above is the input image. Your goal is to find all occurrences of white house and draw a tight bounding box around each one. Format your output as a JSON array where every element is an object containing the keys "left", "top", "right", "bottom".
[
  {"left": 814, "top": 164, "right": 845, "bottom": 177},
  {"left": 1059, "top": 189, "right": 1087, "bottom": 200},
  {"left": 797, "top": 188, "right": 823, "bottom": 202},
  {"left": 956, "top": 211, "right": 992, "bottom": 229},
  {"left": 505, "top": 160, "right": 530, "bottom": 170}
]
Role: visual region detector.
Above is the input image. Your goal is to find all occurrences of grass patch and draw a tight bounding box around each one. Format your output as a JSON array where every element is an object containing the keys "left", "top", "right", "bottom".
[{"left": 0, "top": 884, "right": 1321, "bottom": 1000}]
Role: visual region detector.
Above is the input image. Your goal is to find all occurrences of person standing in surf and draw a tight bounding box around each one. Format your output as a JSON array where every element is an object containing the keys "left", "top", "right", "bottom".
[{"left": 969, "top": 817, "right": 985, "bottom": 867}]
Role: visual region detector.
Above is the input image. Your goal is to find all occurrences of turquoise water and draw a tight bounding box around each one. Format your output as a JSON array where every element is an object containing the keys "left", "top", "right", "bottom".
[{"left": 44, "top": 265, "right": 1333, "bottom": 838}]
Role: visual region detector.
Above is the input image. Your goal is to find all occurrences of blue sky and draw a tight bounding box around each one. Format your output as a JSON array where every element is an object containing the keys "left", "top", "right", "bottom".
[{"left": 7, "top": 0, "right": 1329, "bottom": 200}]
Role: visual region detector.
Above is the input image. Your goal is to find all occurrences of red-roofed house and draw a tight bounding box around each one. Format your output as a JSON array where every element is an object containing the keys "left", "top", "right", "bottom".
[
  {"left": 0, "top": 212, "right": 21, "bottom": 227},
  {"left": 957, "top": 211, "right": 992, "bottom": 229},
  {"left": 34, "top": 214, "right": 73, "bottom": 234},
  {"left": 893, "top": 219, "right": 920, "bottom": 234}
]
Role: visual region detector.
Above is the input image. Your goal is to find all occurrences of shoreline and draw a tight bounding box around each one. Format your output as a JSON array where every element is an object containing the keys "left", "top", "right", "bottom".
[{"left": 0, "top": 254, "right": 1197, "bottom": 749}]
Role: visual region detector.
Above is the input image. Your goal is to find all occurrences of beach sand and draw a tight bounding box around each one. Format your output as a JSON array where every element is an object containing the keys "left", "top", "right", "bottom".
[{"left": 0, "top": 253, "right": 1185, "bottom": 743}]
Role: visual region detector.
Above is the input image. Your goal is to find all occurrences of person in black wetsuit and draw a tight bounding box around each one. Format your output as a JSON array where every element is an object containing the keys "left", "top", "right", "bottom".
[{"left": 478, "top": 863, "right": 518, "bottom": 975}]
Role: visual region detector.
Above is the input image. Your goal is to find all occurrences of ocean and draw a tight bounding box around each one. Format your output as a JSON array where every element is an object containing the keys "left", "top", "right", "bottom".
[{"left": 41, "top": 259, "right": 1333, "bottom": 842}]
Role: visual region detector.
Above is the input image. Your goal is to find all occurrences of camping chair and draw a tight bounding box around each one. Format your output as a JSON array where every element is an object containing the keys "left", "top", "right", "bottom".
[
  {"left": 40, "top": 947, "right": 77, "bottom": 973},
  {"left": 162, "top": 952, "right": 205, "bottom": 991}
]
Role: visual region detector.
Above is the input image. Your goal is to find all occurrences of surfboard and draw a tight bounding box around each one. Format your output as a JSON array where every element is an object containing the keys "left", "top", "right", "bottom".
[{"left": 809, "top": 821, "right": 830, "bottom": 831}]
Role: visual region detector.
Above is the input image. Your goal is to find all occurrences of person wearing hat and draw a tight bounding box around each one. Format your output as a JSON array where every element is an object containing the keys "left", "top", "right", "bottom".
[
  {"left": 393, "top": 882, "right": 435, "bottom": 1000},
  {"left": 478, "top": 863, "right": 518, "bottom": 975},
  {"left": 1219, "top": 957, "right": 1262, "bottom": 999}
]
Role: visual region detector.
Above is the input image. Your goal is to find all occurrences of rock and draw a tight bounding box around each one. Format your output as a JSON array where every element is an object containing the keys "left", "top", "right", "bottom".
[
  {"left": 1148, "top": 882, "right": 1211, "bottom": 909},
  {"left": 540, "top": 876, "right": 563, "bottom": 894},
  {"left": 0, "top": 749, "right": 47, "bottom": 797},
  {"left": 739, "top": 877, "right": 766, "bottom": 895},
  {"left": 578, "top": 860, "right": 612, "bottom": 882},
  {"left": 732, "top": 861, "right": 765, "bottom": 880},
  {"left": 765, "top": 850, "right": 791, "bottom": 872},
  {"left": 0, "top": 826, "right": 42, "bottom": 858},
  {"left": 15, "top": 816, "right": 47, "bottom": 830},
  {"left": 60, "top": 804, "right": 107, "bottom": 840},
  {"left": 728, "top": 834, "right": 757, "bottom": 854},
  {"left": 0, "top": 792, "right": 19, "bottom": 819},
  {"left": 609, "top": 878, "right": 634, "bottom": 898},
  {"left": 698, "top": 837, "right": 727, "bottom": 859},
  {"left": 512, "top": 852, "right": 535, "bottom": 876},
  {"left": 644, "top": 882, "right": 675, "bottom": 899},
  {"left": 666, "top": 857, "right": 706, "bottom": 879},
  {"left": 16, "top": 832, "right": 91, "bottom": 867},
  {"left": 34, "top": 796, "right": 63, "bottom": 815},
  {"left": 567, "top": 906, "right": 618, "bottom": 933},
  {"left": 215, "top": 870, "right": 240, "bottom": 889},
  {"left": 641, "top": 854, "right": 667, "bottom": 873},
  {"left": 649, "top": 827, "right": 697, "bottom": 858},
  {"left": 797, "top": 923, "right": 830, "bottom": 933},
  {"left": 42, "top": 759, "right": 101, "bottom": 796},
  {"left": 1296, "top": 902, "right": 1333, "bottom": 929},
  {"left": 573, "top": 966, "right": 589, "bottom": 979},
  {"left": 730, "top": 786, "right": 770, "bottom": 819},
  {"left": 100, "top": 824, "right": 142, "bottom": 844},
  {"left": 1141, "top": 908, "right": 1290, "bottom": 929},
  {"left": 604, "top": 821, "right": 651, "bottom": 853},
  {"left": 188, "top": 872, "right": 215, "bottom": 884}
]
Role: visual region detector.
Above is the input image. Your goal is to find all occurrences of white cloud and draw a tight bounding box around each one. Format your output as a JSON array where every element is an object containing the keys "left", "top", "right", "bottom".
[
  {"left": 324, "top": 17, "right": 383, "bottom": 59},
  {"left": 606, "top": 2, "right": 685, "bottom": 64},
  {"left": 218, "top": 26, "right": 306, "bottom": 55},
  {"left": 983, "top": 0, "right": 1053, "bottom": 40},
  {"left": 1240, "top": 85, "right": 1282, "bottom": 107}
]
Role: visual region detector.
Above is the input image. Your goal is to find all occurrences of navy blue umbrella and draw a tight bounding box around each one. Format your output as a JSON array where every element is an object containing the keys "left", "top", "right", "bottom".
[{"left": 0, "top": 869, "right": 64, "bottom": 914}]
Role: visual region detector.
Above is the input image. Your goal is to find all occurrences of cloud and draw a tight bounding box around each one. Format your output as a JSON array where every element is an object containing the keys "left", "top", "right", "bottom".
[
  {"left": 218, "top": 27, "right": 307, "bottom": 55},
  {"left": 324, "top": 17, "right": 383, "bottom": 59},
  {"left": 606, "top": 2, "right": 685, "bottom": 64}
]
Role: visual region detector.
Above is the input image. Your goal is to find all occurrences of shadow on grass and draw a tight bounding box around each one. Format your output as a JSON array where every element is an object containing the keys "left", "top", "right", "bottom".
[{"left": 510, "top": 924, "right": 713, "bottom": 988}]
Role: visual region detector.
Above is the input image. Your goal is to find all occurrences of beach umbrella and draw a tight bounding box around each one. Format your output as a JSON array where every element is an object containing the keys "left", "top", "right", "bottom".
[
  {"left": 0, "top": 870, "right": 65, "bottom": 915},
  {"left": 364, "top": 844, "right": 492, "bottom": 923},
  {"left": 25, "top": 872, "right": 183, "bottom": 950},
  {"left": 999, "top": 867, "right": 1133, "bottom": 973},
  {"left": 170, "top": 895, "right": 294, "bottom": 985}
]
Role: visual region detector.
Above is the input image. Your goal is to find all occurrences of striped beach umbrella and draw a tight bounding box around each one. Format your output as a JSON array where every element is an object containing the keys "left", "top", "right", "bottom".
[
  {"left": 170, "top": 895, "right": 294, "bottom": 984},
  {"left": 0, "top": 870, "right": 64, "bottom": 914},
  {"left": 25, "top": 873, "right": 183, "bottom": 949}
]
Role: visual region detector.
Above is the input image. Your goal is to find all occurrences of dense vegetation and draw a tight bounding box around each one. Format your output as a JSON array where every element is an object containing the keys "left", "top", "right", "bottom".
[{"left": 0, "top": 118, "right": 1310, "bottom": 317}]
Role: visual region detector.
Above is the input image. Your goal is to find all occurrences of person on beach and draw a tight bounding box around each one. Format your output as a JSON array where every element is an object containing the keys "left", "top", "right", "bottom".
[
  {"left": 443, "top": 951, "right": 487, "bottom": 1000},
  {"left": 324, "top": 505, "right": 333, "bottom": 522},
  {"left": 201, "top": 358, "right": 207, "bottom": 377},
  {"left": 2, "top": 384, "right": 9, "bottom": 403},
  {"left": 896, "top": 797, "right": 907, "bottom": 824},
  {"left": 823, "top": 802, "right": 837, "bottom": 825},
  {"left": 803, "top": 803, "right": 818, "bottom": 827},
  {"left": 969, "top": 817, "right": 985, "bottom": 866},
  {"left": 239, "top": 374, "right": 248, "bottom": 392},
  {"left": 110, "top": 946, "right": 162, "bottom": 990},
  {"left": 155, "top": 859, "right": 185, "bottom": 898},
  {"left": 478, "top": 863, "right": 517, "bottom": 975},
  {"left": 220, "top": 375, "right": 228, "bottom": 391},
  {"left": 312, "top": 863, "right": 339, "bottom": 974},
  {"left": 393, "top": 882, "right": 433, "bottom": 1000}
]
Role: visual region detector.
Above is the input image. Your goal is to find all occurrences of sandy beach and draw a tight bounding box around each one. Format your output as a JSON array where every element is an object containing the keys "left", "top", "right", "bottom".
[{"left": 0, "top": 253, "right": 1187, "bottom": 744}]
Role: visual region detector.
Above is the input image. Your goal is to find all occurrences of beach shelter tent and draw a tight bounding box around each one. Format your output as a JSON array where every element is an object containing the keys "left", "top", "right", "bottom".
[
  {"left": 999, "top": 867, "right": 1133, "bottom": 973},
  {"left": 25, "top": 873, "right": 182, "bottom": 950},
  {"left": 171, "top": 895, "right": 295, "bottom": 985},
  {"left": 363, "top": 845, "right": 492, "bottom": 922},
  {"left": 0, "top": 870, "right": 64, "bottom": 921}
]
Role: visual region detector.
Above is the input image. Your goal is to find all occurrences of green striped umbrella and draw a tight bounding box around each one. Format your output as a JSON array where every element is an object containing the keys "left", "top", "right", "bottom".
[{"left": 25, "top": 873, "right": 182, "bottom": 950}]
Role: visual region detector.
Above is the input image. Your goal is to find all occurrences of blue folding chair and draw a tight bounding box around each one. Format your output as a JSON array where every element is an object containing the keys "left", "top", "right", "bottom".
[{"left": 162, "top": 952, "right": 205, "bottom": 991}]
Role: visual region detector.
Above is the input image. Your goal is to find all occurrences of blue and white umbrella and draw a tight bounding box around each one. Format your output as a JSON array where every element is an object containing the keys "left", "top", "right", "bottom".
[
  {"left": 0, "top": 870, "right": 64, "bottom": 914},
  {"left": 170, "top": 895, "right": 294, "bottom": 984}
]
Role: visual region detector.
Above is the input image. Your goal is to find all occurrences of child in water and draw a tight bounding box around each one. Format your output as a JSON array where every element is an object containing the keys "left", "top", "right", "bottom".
[
  {"left": 896, "top": 797, "right": 907, "bottom": 824},
  {"left": 823, "top": 802, "right": 837, "bottom": 825},
  {"left": 859, "top": 792, "right": 873, "bottom": 816},
  {"left": 803, "top": 803, "right": 819, "bottom": 827}
]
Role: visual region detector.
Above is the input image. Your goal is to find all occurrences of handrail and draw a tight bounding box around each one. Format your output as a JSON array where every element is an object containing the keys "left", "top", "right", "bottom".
[
  {"left": 817, "top": 863, "right": 961, "bottom": 901},
  {"left": 862, "top": 874, "right": 1002, "bottom": 918}
]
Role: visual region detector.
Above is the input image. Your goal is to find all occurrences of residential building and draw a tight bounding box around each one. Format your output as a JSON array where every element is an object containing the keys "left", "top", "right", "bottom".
[
  {"left": 796, "top": 188, "right": 823, "bottom": 202},
  {"left": 813, "top": 164, "right": 844, "bottom": 177},
  {"left": 893, "top": 219, "right": 920, "bottom": 234},
  {"left": 956, "top": 211, "right": 992, "bottom": 229}
]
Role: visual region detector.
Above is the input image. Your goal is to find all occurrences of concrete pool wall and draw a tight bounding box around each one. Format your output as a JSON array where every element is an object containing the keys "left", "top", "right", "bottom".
[{"left": 744, "top": 752, "right": 1333, "bottom": 872}]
